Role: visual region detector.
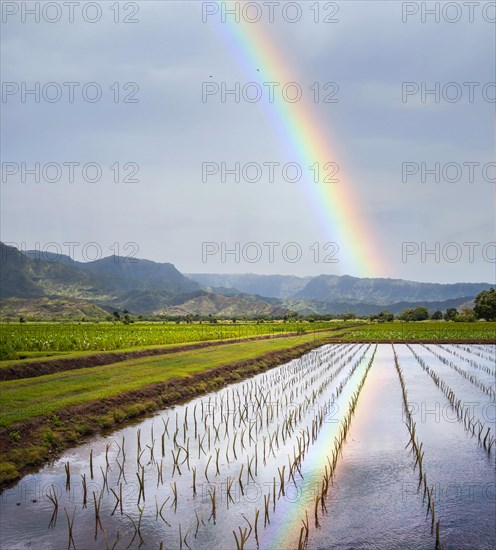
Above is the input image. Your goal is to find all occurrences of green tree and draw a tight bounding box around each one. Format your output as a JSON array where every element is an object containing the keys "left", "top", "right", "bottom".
[
  {"left": 341, "top": 312, "right": 355, "bottom": 321},
  {"left": 455, "top": 307, "right": 475, "bottom": 322},
  {"left": 456, "top": 305, "right": 475, "bottom": 322},
  {"left": 474, "top": 288, "right": 496, "bottom": 321},
  {"left": 285, "top": 311, "right": 299, "bottom": 321},
  {"left": 444, "top": 308, "right": 458, "bottom": 322},
  {"left": 430, "top": 310, "right": 443, "bottom": 320},
  {"left": 398, "top": 308, "right": 413, "bottom": 321},
  {"left": 411, "top": 306, "right": 429, "bottom": 321},
  {"left": 377, "top": 310, "right": 394, "bottom": 323},
  {"left": 398, "top": 307, "right": 429, "bottom": 321}
]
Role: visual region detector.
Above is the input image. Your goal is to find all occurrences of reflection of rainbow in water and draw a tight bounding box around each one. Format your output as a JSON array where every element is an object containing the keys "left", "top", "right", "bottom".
[
  {"left": 201, "top": 2, "right": 384, "bottom": 278},
  {"left": 260, "top": 346, "right": 377, "bottom": 550}
]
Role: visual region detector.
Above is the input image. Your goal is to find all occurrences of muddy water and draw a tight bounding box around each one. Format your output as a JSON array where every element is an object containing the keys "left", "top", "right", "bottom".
[{"left": 0, "top": 344, "right": 494, "bottom": 550}]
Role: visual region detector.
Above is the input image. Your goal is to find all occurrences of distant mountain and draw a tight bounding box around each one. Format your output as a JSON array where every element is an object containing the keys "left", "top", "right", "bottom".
[
  {"left": 1, "top": 243, "right": 492, "bottom": 318},
  {"left": 0, "top": 297, "right": 110, "bottom": 319},
  {"left": 292, "top": 274, "right": 492, "bottom": 305},
  {"left": 104, "top": 290, "right": 197, "bottom": 314},
  {"left": 0, "top": 243, "right": 289, "bottom": 318},
  {"left": 23, "top": 250, "right": 198, "bottom": 294},
  {"left": 0, "top": 243, "right": 102, "bottom": 300},
  {"left": 187, "top": 272, "right": 492, "bottom": 305},
  {"left": 159, "top": 291, "right": 289, "bottom": 318},
  {"left": 187, "top": 273, "right": 311, "bottom": 299},
  {"left": 282, "top": 296, "right": 477, "bottom": 316}
]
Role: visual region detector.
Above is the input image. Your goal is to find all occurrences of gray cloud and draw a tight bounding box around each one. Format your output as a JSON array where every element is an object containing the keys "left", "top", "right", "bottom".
[{"left": 1, "top": 1, "right": 495, "bottom": 283}]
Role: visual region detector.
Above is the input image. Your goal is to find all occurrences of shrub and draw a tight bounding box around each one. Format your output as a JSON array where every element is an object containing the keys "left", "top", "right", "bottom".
[
  {"left": 9, "top": 431, "right": 21, "bottom": 443},
  {"left": 75, "top": 422, "right": 95, "bottom": 436},
  {"left": 50, "top": 415, "right": 62, "bottom": 427},
  {"left": 0, "top": 462, "right": 19, "bottom": 484},
  {"left": 113, "top": 409, "right": 126, "bottom": 423},
  {"left": 43, "top": 428, "right": 55, "bottom": 447},
  {"left": 194, "top": 382, "right": 207, "bottom": 393},
  {"left": 124, "top": 403, "right": 147, "bottom": 418},
  {"left": 97, "top": 415, "right": 114, "bottom": 430}
]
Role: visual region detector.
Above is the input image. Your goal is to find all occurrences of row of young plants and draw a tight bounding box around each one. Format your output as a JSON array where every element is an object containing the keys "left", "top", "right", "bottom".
[{"left": 36, "top": 343, "right": 375, "bottom": 549}]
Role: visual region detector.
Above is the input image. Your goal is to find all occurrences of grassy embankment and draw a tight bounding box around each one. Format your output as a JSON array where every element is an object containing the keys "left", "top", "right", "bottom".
[{"left": 341, "top": 321, "right": 496, "bottom": 341}]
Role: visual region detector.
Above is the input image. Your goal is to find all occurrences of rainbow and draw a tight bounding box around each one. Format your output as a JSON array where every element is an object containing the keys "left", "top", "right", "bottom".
[
  {"left": 260, "top": 409, "right": 345, "bottom": 550},
  {"left": 200, "top": 1, "right": 383, "bottom": 278},
  {"left": 259, "top": 349, "right": 376, "bottom": 550}
]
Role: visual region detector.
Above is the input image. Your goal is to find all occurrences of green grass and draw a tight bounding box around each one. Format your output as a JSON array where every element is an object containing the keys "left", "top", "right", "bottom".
[
  {"left": 0, "top": 321, "right": 337, "bottom": 360},
  {"left": 0, "top": 331, "right": 330, "bottom": 428},
  {"left": 342, "top": 321, "right": 496, "bottom": 341},
  {"left": 0, "top": 337, "right": 301, "bottom": 370}
]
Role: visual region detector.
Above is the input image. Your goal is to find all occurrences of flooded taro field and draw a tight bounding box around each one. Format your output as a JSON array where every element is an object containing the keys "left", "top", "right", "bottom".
[{"left": 1, "top": 343, "right": 495, "bottom": 549}]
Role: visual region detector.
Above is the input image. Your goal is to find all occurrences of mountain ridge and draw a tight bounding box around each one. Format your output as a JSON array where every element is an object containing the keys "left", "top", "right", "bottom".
[
  {"left": 187, "top": 272, "right": 492, "bottom": 304},
  {"left": 0, "top": 243, "right": 492, "bottom": 318}
]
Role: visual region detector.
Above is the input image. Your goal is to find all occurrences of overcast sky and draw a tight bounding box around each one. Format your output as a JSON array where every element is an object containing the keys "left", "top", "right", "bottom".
[{"left": 1, "top": 0, "right": 495, "bottom": 284}]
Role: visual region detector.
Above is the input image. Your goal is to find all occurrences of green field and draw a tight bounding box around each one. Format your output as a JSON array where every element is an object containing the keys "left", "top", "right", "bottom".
[
  {"left": 1, "top": 320, "right": 493, "bottom": 362},
  {"left": 342, "top": 321, "right": 496, "bottom": 341},
  {"left": 0, "top": 321, "right": 337, "bottom": 360}
]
